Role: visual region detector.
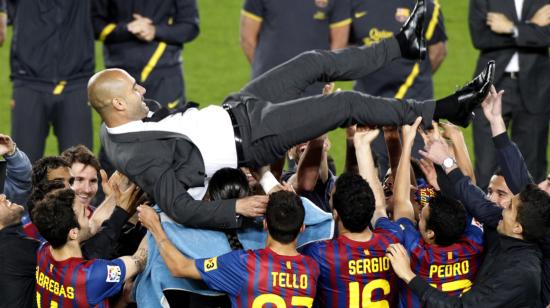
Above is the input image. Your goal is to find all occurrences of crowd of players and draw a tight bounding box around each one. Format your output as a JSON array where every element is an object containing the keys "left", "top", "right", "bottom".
[
  {"left": 1, "top": 87, "right": 550, "bottom": 307},
  {"left": 1, "top": 0, "right": 550, "bottom": 308}
]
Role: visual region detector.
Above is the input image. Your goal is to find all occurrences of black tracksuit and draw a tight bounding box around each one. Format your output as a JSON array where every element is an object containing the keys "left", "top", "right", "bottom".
[
  {"left": 91, "top": 0, "right": 199, "bottom": 106},
  {"left": 8, "top": 0, "right": 94, "bottom": 162}
]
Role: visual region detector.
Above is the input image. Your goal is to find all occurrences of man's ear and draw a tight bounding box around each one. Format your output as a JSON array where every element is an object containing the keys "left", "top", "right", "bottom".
[
  {"left": 426, "top": 229, "right": 435, "bottom": 241},
  {"left": 513, "top": 222, "right": 523, "bottom": 236},
  {"left": 263, "top": 219, "right": 267, "bottom": 230},
  {"left": 111, "top": 97, "right": 125, "bottom": 111},
  {"left": 68, "top": 228, "right": 79, "bottom": 241},
  {"left": 299, "top": 224, "right": 305, "bottom": 233},
  {"left": 332, "top": 209, "right": 338, "bottom": 220}
]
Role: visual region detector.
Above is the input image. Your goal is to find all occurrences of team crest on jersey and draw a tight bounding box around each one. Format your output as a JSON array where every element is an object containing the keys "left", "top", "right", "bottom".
[
  {"left": 315, "top": 0, "right": 328, "bottom": 8},
  {"left": 106, "top": 265, "right": 122, "bottom": 282},
  {"left": 395, "top": 8, "right": 410, "bottom": 23},
  {"left": 204, "top": 257, "right": 218, "bottom": 272}
]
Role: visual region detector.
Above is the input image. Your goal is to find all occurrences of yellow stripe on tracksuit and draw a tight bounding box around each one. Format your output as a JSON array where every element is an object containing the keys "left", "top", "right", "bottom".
[
  {"left": 99, "top": 23, "right": 116, "bottom": 42},
  {"left": 241, "top": 10, "right": 263, "bottom": 22},
  {"left": 141, "top": 42, "right": 167, "bottom": 82},
  {"left": 52, "top": 81, "right": 67, "bottom": 95},
  {"left": 395, "top": 1, "right": 440, "bottom": 99},
  {"left": 426, "top": 0, "right": 441, "bottom": 41},
  {"left": 330, "top": 18, "right": 352, "bottom": 29},
  {"left": 395, "top": 63, "right": 420, "bottom": 99}
]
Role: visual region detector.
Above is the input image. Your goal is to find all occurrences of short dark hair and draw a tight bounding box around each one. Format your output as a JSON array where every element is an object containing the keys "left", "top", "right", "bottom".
[
  {"left": 32, "top": 156, "right": 70, "bottom": 187},
  {"left": 32, "top": 189, "right": 79, "bottom": 248},
  {"left": 27, "top": 180, "right": 67, "bottom": 216},
  {"left": 517, "top": 184, "right": 550, "bottom": 242},
  {"left": 333, "top": 172, "right": 375, "bottom": 232},
  {"left": 61, "top": 145, "right": 101, "bottom": 172},
  {"left": 207, "top": 168, "right": 250, "bottom": 201},
  {"left": 266, "top": 191, "right": 305, "bottom": 244},
  {"left": 427, "top": 195, "right": 467, "bottom": 246}
]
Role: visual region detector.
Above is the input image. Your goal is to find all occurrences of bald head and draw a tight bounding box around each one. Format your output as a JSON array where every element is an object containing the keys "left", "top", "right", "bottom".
[
  {"left": 88, "top": 69, "right": 148, "bottom": 127},
  {"left": 88, "top": 69, "right": 131, "bottom": 112}
]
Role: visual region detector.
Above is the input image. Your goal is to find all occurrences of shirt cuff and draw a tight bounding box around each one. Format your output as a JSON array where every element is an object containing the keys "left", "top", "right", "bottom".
[
  {"left": 408, "top": 276, "right": 432, "bottom": 298},
  {"left": 493, "top": 132, "right": 512, "bottom": 149},
  {"left": 4, "top": 148, "right": 21, "bottom": 161}
]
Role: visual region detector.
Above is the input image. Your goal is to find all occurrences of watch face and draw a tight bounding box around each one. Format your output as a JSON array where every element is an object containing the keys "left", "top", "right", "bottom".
[{"left": 443, "top": 158, "right": 453, "bottom": 168}]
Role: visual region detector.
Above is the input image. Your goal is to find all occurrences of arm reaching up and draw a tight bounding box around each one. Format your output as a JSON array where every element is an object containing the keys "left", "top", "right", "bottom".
[
  {"left": 138, "top": 205, "right": 202, "bottom": 279},
  {"left": 393, "top": 117, "right": 423, "bottom": 222},
  {"left": 353, "top": 127, "right": 385, "bottom": 226},
  {"left": 440, "top": 122, "right": 476, "bottom": 184}
]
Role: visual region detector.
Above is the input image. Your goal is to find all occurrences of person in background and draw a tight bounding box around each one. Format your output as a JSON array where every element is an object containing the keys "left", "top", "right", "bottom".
[{"left": 0, "top": 133, "right": 32, "bottom": 206}]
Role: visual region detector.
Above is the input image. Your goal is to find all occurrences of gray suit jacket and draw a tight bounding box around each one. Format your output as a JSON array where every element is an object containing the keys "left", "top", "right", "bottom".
[
  {"left": 469, "top": 0, "right": 550, "bottom": 114},
  {"left": 100, "top": 124, "right": 240, "bottom": 229}
]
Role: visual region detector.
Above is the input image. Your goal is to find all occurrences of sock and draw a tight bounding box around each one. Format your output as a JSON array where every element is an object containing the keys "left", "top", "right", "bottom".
[
  {"left": 434, "top": 94, "right": 459, "bottom": 120},
  {"left": 395, "top": 33, "right": 408, "bottom": 57}
]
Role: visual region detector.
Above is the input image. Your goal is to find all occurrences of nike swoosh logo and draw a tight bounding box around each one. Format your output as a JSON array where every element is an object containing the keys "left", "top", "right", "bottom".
[
  {"left": 355, "top": 11, "right": 367, "bottom": 18},
  {"left": 167, "top": 100, "right": 179, "bottom": 109}
]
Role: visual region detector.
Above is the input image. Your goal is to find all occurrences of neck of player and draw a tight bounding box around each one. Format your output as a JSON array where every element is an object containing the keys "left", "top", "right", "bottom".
[
  {"left": 266, "top": 236, "right": 300, "bottom": 256},
  {"left": 50, "top": 241, "right": 83, "bottom": 261}
]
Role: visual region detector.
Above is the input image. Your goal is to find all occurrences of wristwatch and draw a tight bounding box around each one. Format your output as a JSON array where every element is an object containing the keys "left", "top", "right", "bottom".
[{"left": 442, "top": 157, "right": 456, "bottom": 170}]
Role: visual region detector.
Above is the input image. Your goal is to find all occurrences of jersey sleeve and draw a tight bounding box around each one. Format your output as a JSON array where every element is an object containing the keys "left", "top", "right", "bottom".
[
  {"left": 86, "top": 258, "right": 126, "bottom": 306},
  {"left": 395, "top": 217, "right": 422, "bottom": 252},
  {"left": 196, "top": 250, "right": 249, "bottom": 296},
  {"left": 242, "top": 0, "right": 264, "bottom": 21},
  {"left": 374, "top": 217, "right": 405, "bottom": 242},
  {"left": 329, "top": 0, "right": 352, "bottom": 27},
  {"left": 425, "top": 0, "right": 447, "bottom": 44},
  {"left": 464, "top": 216, "right": 484, "bottom": 245}
]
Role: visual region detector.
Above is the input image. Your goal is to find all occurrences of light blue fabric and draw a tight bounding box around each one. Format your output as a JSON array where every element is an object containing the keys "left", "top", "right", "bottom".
[
  {"left": 2, "top": 148, "right": 32, "bottom": 208},
  {"left": 134, "top": 197, "right": 334, "bottom": 307}
]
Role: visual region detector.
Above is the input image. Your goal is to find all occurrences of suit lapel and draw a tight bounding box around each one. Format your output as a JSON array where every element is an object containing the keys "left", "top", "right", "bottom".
[
  {"left": 505, "top": 0, "right": 519, "bottom": 21},
  {"left": 521, "top": 0, "right": 536, "bottom": 21}
]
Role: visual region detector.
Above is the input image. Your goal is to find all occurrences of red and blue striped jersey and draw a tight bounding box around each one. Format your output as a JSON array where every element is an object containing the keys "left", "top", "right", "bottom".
[
  {"left": 196, "top": 247, "right": 320, "bottom": 308},
  {"left": 394, "top": 217, "right": 484, "bottom": 308},
  {"left": 35, "top": 243, "right": 126, "bottom": 308},
  {"left": 301, "top": 217, "right": 403, "bottom": 307}
]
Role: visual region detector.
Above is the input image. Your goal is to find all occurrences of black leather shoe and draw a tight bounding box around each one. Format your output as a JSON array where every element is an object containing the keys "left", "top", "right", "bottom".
[
  {"left": 449, "top": 60, "right": 496, "bottom": 127},
  {"left": 396, "top": 0, "right": 426, "bottom": 60}
]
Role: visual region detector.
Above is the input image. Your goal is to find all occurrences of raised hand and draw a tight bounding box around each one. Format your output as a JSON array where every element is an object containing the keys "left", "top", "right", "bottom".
[
  {"left": 137, "top": 204, "right": 161, "bottom": 231},
  {"left": 440, "top": 121, "right": 463, "bottom": 142},
  {"left": 101, "top": 170, "right": 128, "bottom": 198},
  {"left": 353, "top": 126, "right": 380, "bottom": 147},
  {"left": 322, "top": 83, "right": 335, "bottom": 95},
  {"left": 401, "top": 117, "right": 422, "bottom": 146},
  {"left": 418, "top": 158, "right": 440, "bottom": 190},
  {"left": 481, "top": 85, "right": 504, "bottom": 123},
  {"left": 418, "top": 126, "right": 451, "bottom": 166},
  {"left": 235, "top": 195, "right": 269, "bottom": 217},
  {"left": 113, "top": 180, "right": 143, "bottom": 214},
  {"left": 0, "top": 134, "right": 16, "bottom": 156}
]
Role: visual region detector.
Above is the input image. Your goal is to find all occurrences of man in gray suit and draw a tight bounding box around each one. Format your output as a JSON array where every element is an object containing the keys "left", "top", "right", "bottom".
[
  {"left": 470, "top": 0, "right": 550, "bottom": 188},
  {"left": 88, "top": 0, "right": 494, "bottom": 230}
]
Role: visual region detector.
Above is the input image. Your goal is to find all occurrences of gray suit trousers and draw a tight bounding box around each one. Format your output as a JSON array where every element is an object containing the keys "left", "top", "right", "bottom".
[{"left": 228, "top": 37, "right": 436, "bottom": 168}]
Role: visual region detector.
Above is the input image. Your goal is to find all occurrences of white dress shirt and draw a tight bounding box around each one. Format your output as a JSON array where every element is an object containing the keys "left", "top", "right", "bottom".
[
  {"left": 505, "top": 0, "right": 523, "bottom": 72},
  {"left": 106, "top": 105, "right": 238, "bottom": 200}
]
